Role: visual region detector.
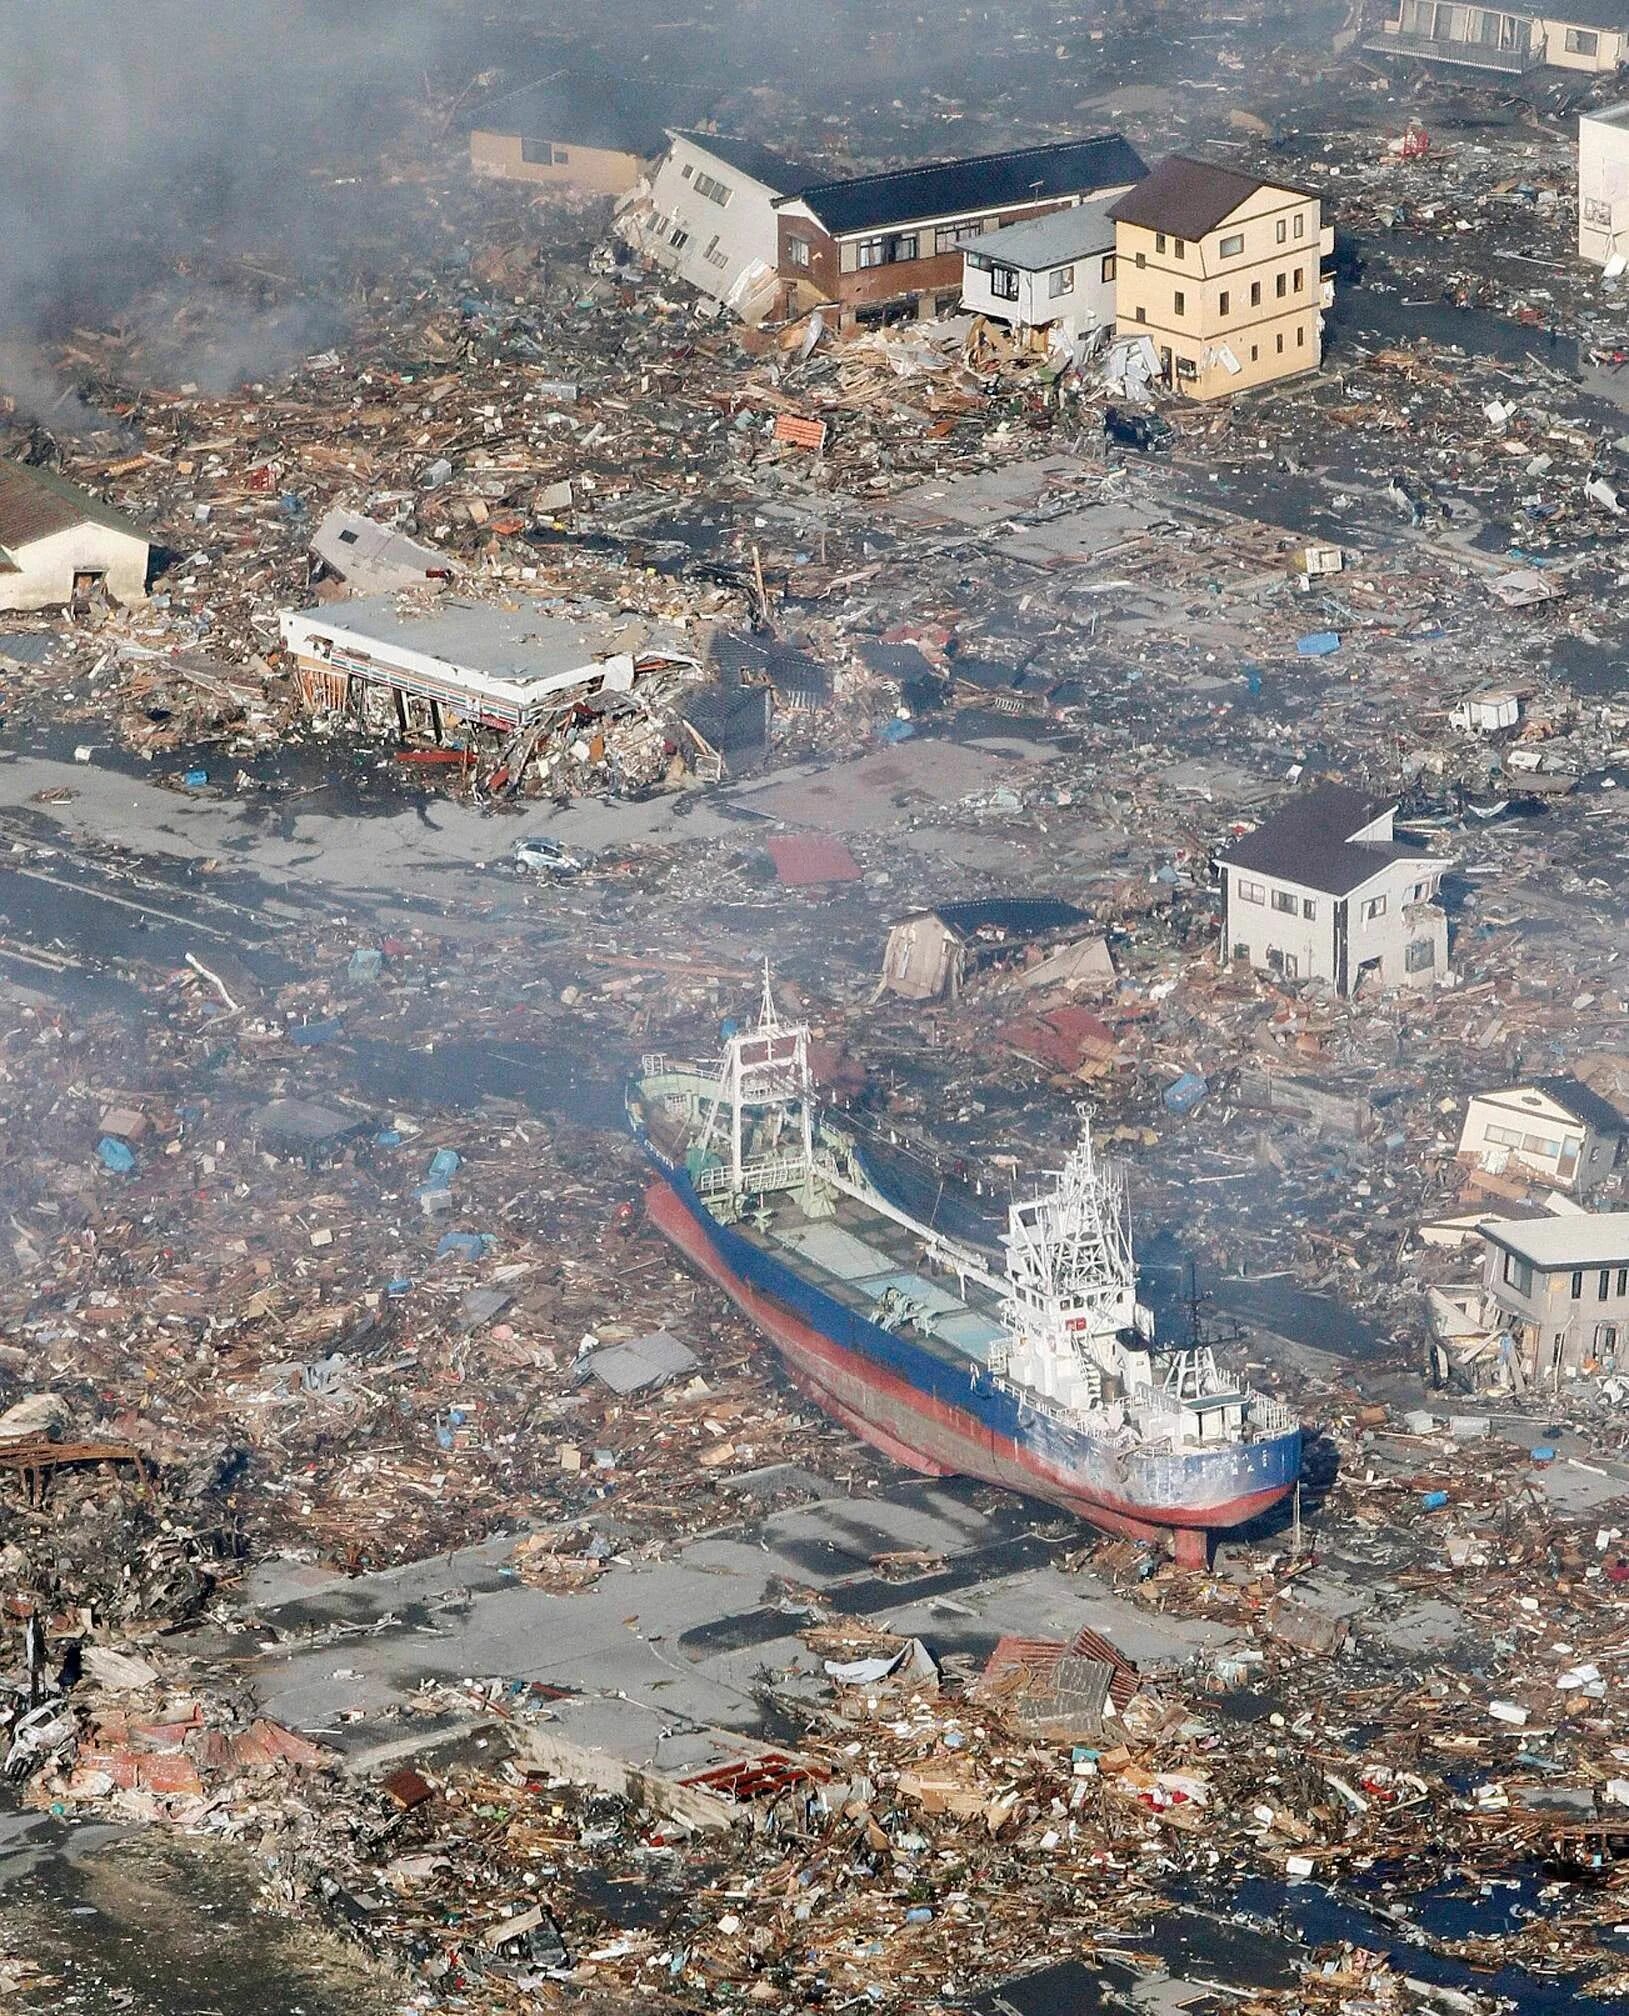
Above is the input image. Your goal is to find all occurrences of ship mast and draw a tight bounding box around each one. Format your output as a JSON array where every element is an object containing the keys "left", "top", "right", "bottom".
[{"left": 696, "top": 962, "right": 815, "bottom": 1196}]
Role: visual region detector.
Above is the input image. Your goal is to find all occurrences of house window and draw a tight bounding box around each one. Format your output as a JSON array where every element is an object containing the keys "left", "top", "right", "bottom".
[
  {"left": 680, "top": 163, "right": 694, "bottom": 180},
  {"left": 1101, "top": 254, "right": 1116, "bottom": 283},
  {"left": 1272, "top": 890, "right": 1298, "bottom": 914},
  {"left": 1302, "top": 897, "right": 1316, "bottom": 919},
  {"left": 1219, "top": 290, "right": 1230, "bottom": 316},
  {"left": 990, "top": 264, "right": 1019, "bottom": 300},
  {"left": 336, "top": 527, "right": 359, "bottom": 546},
  {"left": 1276, "top": 218, "right": 1287, "bottom": 244},
  {"left": 935, "top": 221, "right": 983, "bottom": 253},
  {"left": 1297, "top": 326, "right": 1306, "bottom": 346},
  {"left": 1362, "top": 894, "right": 1387, "bottom": 921},
  {"left": 788, "top": 237, "right": 811, "bottom": 268},
  {"left": 1572, "top": 1270, "right": 1585, "bottom": 1300},
  {"left": 1586, "top": 197, "right": 1613, "bottom": 226},
  {"left": 1232, "top": 943, "right": 1251, "bottom": 962},
  {"left": 1618, "top": 1268, "right": 1628, "bottom": 1296},
  {"left": 1173, "top": 289, "right": 1185, "bottom": 315},
  {"left": 1174, "top": 237, "right": 1186, "bottom": 258},
  {"left": 1176, "top": 357, "right": 1197, "bottom": 379},
  {"left": 1283, "top": 952, "right": 1299, "bottom": 979},
  {"left": 1250, "top": 280, "right": 1262, "bottom": 306},
  {"left": 669, "top": 225, "right": 690, "bottom": 250},
  {"left": 1250, "top": 344, "right": 1259, "bottom": 361},
  {"left": 1048, "top": 265, "right": 1075, "bottom": 298},
  {"left": 857, "top": 233, "right": 917, "bottom": 267},
  {"left": 520, "top": 136, "right": 555, "bottom": 165},
  {"left": 552, "top": 146, "right": 570, "bottom": 165},
  {"left": 1566, "top": 26, "right": 1600, "bottom": 54},
  {"left": 1405, "top": 938, "right": 1435, "bottom": 972},
  {"left": 1238, "top": 879, "right": 1265, "bottom": 905},
  {"left": 1276, "top": 332, "right": 1284, "bottom": 354},
  {"left": 1135, "top": 251, "right": 1146, "bottom": 269},
  {"left": 1293, "top": 212, "right": 1305, "bottom": 239},
  {"left": 1156, "top": 233, "right": 1167, "bottom": 253},
  {"left": 1135, "top": 305, "right": 1147, "bottom": 323},
  {"left": 1220, "top": 232, "right": 1244, "bottom": 258},
  {"left": 1503, "top": 1251, "right": 1533, "bottom": 1295},
  {"left": 1276, "top": 273, "right": 1287, "bottom": 299},
  {"left": 1599, "top": 1325, "right": 1619, "bottom": 1353},
  {"left": 1293, "top": 266, "right": 1304, "bottom": 291},
  {"left": 1601, "top": 1269, "right": 1613, "bottom": 1300},
  {"left": 693, "top": 171, "right": 732, "bottom": 206}
]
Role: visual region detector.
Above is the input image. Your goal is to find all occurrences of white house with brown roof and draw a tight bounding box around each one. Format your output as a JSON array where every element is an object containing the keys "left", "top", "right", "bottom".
[
  {"left": 0, "top": 460, "right": 149, "bottom": 613},
  {"left": 1216, "top": 783, "right": 1450, "bottom": 995}
]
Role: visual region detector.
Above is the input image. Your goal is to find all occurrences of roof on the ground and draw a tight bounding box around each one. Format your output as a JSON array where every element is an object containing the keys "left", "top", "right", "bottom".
[
  {"left": 967, "top": 199, "right": 1118, "bottom": 270},
  {"left": 1107, "top": 153, "right": 1312, "bottom": 239},
  {"left": 671, "top": 129, "right": 827, "bottom": 194},
  {"left": 1481, "top": 1211, "right": 1629, "bottom": 1269},
  {"left": 1545, "top": 1, "right": 1629, "bottom": 29},
  {"left": 0, "top": 460, "right": 146, "bottom": 554},
  {"left": 1219, "top": 782, "right": 1406, "bottom": 896},
  {"left": 1481, "top": 1075, "right": 1629, "bottom": 1136},
  {"left": 471, "top": 77, "right": 679, "bottom": 155},
  {"left": 784, "top": 134, "right": 1147, "bottom": 236},
  {"left": 929, "top": 897, "right": 1087, "bottom": 939}
]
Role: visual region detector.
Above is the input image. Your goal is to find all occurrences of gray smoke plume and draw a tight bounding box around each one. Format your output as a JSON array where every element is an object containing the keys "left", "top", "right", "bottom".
[{"left": 0, "top": 0, "right": 458, "bottom": 414}]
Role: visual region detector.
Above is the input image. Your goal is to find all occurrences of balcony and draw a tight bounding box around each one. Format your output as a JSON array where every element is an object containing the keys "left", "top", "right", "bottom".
[{"left": 1362, "top": 27, "right": 1538, "bottom": 72}]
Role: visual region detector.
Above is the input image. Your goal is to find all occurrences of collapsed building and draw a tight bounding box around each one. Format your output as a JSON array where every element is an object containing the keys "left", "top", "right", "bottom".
[{"left": 0, "top": 460, "right": 149, "bottom": 614}]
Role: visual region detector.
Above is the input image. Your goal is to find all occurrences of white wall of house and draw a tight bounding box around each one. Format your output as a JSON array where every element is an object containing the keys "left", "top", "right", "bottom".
[
  {"left": 1580, "top": 105, "right": 1629, "bottom": 265},
  {"left": 631, "top": 136, "right": 785, "bottom": 316},
  {"left": 0, "top": 522, "right": 149, "bottom": 612},
  {"left": 1458, "top": 1087, "right": 1617, "bottom": 1191},
  {"left": 961, "top": 246, "right": 1115, "bottom": 346},
  {"left": 1223, "top": 857, "right": 1447, "bottom": 993}
]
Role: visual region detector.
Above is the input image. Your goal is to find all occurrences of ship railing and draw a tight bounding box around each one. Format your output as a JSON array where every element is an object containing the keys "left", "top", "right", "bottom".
[
  {"left": 694, "top": 1152, "right": 813, "bottom": 1199},
  {"left": 1247, "top": 1393, "right": 1297, "bottom": 1436}
]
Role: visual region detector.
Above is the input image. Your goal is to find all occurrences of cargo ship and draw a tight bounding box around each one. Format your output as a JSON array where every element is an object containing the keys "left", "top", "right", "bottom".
[{"left": 628, "top": 975, "right": 1300, "bottom": 1565}]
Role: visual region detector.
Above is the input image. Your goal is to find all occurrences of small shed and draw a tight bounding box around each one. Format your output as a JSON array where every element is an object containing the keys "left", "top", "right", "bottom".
[{"left": 0, "top": 461, "right": 149, "bottom": 613}]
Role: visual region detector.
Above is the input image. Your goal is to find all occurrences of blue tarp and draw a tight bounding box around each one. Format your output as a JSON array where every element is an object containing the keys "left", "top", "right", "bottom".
[
  {"left": 1296, "top": 632, "right": 1341, "bottom": 657},
  {"left": 1164, "top": 1072, "right": 1209, "bottom": 1115},
  {"left": 96, "top": 1137, "right": 136, "bottom": 1175}
]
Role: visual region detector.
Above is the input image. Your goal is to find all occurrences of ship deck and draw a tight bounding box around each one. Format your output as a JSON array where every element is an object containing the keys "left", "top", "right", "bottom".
[{"left": 721, "top": 1182, "right": 1008, "bottom": 1371}]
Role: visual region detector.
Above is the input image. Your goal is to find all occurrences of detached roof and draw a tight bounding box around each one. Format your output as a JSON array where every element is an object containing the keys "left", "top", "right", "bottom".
[
  {"left": 1108, "top": 153, "right": 1312, "bottom": 239},
  {"left": 785, "top": 134, "right": 1147, "bottom": 236},
  {"left": 673, "top": 130, "right": 826, "bottom": 195},
  {"left": 1220, "top": 782, "right": 1407, "bottom": 896},
  {"left": 1550, "top": 0, "right": 1629, "bottom": 27},
  {"left": 1482, "top": 1211, "right": 1629, "bottom": 1270},
  {"left": 0, "top": 460, "right": 145, "bottom": 554}
]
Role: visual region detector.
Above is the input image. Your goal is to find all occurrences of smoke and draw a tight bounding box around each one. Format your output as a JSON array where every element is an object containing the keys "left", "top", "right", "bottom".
[{"left": 0, "top": 0, "right": 456, "bottom": 413}]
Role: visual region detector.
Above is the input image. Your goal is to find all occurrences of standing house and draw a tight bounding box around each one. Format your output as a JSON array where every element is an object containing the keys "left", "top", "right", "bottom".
[
  {"left": 961, "top": 201, "right": 1120, "bottom": 352},
  {"left": 1477, "top": 1213, "right": 1629, "bottom": 1385},
  {"left": 1579, "top": 101, "right": 1629, "bottom": 266},
  {"left": 773, "top": 135, "right": 1146, "bottom": 330},
  {"left": 619, "top": 132, "right": 820, "bottom": 322},
  {"left": 1367, "top": 1, "right": 1629, "bottom": 75},
  {"left": 0, "top": 461, "right": 148, "bottom": 613},
  {"left": 469, "top": 80, "right": 667, "bottom": 197},
  {"left": 1108, "top": 156, "right": 1333, "bottom": 401},
  {"left": 1458, "top": 1077, "right": 1625, "bottom": 1192},
  {"left": 1216, "top": 783, "right": 1450, "bottom": 995}
]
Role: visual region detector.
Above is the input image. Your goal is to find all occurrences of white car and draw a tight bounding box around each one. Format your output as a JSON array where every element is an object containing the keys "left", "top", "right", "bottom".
[{"left": 512, "top": 836, "right": 585, "bottom": 878}]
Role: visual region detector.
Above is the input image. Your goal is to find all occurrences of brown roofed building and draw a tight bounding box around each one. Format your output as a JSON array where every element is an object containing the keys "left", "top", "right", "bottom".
[
  {"left": 0, "top": 461, "right": 149, "bottom": 613},
  {"left": 1108, "top": 155, "right": 1333, "bottom": 401}
]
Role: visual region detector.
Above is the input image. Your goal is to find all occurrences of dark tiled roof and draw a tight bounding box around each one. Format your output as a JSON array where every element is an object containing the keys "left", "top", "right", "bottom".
[
  {"left": 1107, "top": 153, "right": 1312, "bottom": 240},
  {"left": 1526, "top": 1075, "right": 1628, "bottom": 1136},
  {"left": 1547, "top": 0, "right": 1629, "bottom": 26},
  {"left": 785, "top": 134, "right": 1147, "bottom": 237},
  {"left": 1220, "top": 783, "right": 1404, "bottom": 896},
  {"left": 674, "top": 130, "right": 827, "bottom": 194},
  {"left": 0, "top": 460, "right": 144, "bottom": 554},
  {"left": 933, "top": 897, "right": 1086, "bottom": 939},
  {"left": 471, "top": 78, "right": 680, "bottom": 156}
]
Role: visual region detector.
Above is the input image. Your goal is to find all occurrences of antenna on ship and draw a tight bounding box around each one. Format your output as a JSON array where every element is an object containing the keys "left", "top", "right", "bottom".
[{"left": 758, "top": 957, "right": 780, "bottom": 1031}]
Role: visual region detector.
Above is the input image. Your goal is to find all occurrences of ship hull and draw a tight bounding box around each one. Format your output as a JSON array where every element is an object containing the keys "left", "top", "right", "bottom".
[{"left": 641, "top": 1158, "right": 1299, "bottom": 1565}]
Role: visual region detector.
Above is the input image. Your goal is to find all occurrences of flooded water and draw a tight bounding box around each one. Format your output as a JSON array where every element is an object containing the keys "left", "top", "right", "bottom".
[{"left": 0, "top": 1808, "right": 397, "bottom": 2016}]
